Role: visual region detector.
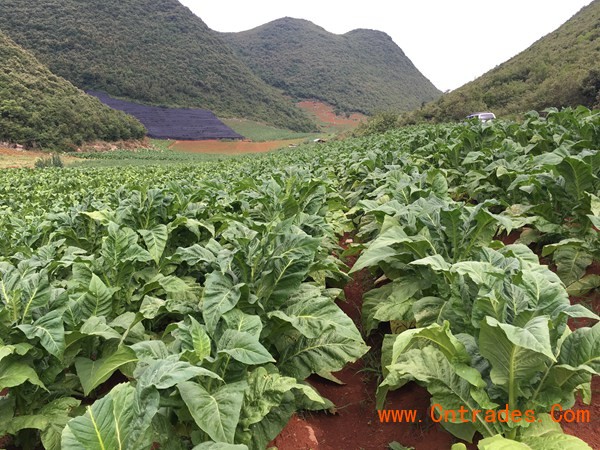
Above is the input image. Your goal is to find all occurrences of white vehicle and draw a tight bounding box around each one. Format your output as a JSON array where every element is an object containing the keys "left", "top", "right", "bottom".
[{"left": 466, "top": 112, "right": 496, "bottom": 122}]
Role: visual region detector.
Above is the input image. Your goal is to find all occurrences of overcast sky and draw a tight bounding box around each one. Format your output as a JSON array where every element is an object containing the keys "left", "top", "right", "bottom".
[{"left": 179, "top": 0, "right": 593, "bottom": 92}]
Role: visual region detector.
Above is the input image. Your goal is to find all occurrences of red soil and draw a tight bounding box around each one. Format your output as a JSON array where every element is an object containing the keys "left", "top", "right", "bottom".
[
  {"left": 169, "top": 139, "right": 301, "bottom": 154},
  {"left": 297, "top": 101, "right": 366, "bottom": 130}
]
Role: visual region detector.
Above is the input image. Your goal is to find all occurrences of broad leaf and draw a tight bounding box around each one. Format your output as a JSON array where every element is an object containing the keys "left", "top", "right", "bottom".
[
  {"left": 277, "top": 327, "right": 368, "bottom": 379},
  {"left": 17, "top": 309, "right": 65, "bottom": 359},
  {"left": 218, "top": 330, "right": 275, "bottom": 365},
  {"left": 139, "top": 224, "right": 168, "bottom": 265},
  {"left": 479, "top": 317, "right": 555, "bottom": 400},
  {"left": 202, "top": 272, "right": 243, "bottom": 334},
  {"left": 75, "top": 345, "right": 137, "bottom": 396},
  {"left": 62, "top": 384, "right": 131, "bottom": 450},
  {"left": 178, "top": 380, "right": 247, "bottom": 444}
]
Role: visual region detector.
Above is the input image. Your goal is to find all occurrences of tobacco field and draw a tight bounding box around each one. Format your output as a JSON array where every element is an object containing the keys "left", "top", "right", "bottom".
[{"left": 0, "top": 107, "right": 599, "bottom": 449}]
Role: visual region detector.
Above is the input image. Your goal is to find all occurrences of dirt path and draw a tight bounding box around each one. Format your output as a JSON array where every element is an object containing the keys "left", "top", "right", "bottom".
[{"left": 271, "top": 240, "right": 464, "bottom": 450}]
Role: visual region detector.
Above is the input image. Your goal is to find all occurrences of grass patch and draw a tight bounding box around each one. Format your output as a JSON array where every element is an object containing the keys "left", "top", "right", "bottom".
[{"left": 221, "top": 118, "right": 320, "bottom": 142}]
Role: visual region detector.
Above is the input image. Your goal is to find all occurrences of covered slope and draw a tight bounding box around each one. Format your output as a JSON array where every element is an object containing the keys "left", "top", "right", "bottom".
[
  {"left": 0, "top": 31, "right": 145, "bottom": 150},
  {"left": 89, "top": 91, "right": 243, "bottom": 140},
  {"left": 412, "top": 0, "right": 600, "bottom": 122},
  {"left": 222, "top": 18, "right": 441, "bottom": 115},
  {"left": 0, "top": 0, "right": 314, "bottom": 132}
]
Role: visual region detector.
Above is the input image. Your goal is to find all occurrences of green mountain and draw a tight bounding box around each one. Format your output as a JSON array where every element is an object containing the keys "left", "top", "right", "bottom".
[
  {"left": 0, "top": 0, "right": 314, "bottom": 132},
  {"left": 222, "top": 17, "right": 442, "bottom": 115},
  {"left": 411, "top": 0, "right": 600, "bottom": 122},
  {"left": 0, "top": 31, "right": 145, "bottom": 150}
]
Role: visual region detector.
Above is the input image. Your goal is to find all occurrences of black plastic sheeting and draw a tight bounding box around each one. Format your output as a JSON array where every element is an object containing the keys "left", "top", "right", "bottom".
[{"left": 88, "top": 91, "right": 244, "bottom": 140}]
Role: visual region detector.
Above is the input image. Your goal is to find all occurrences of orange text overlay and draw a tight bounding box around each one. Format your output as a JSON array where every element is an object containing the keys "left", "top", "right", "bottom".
[{"left": 378, "top": 404, "right": 590, "bottom": 424}]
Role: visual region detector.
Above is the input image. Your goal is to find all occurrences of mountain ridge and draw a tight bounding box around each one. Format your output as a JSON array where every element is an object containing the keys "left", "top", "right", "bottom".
[
  {"left": 0, "top": 0, "right": 315, "bottom": 132},
  {"left": 221, "top": 17, "right": 442, "bottom": 115}
]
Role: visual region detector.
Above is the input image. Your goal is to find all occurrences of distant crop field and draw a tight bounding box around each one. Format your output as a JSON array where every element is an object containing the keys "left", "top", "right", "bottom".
[{"left": 170, "top": 138, "right": 307, "bottom": 154}]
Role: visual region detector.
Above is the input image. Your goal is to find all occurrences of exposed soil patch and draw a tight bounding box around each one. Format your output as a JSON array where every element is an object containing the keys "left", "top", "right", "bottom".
[
  {"left": 0, "top": 146, "right": 79, "bottom": 169},
  {"left": 297, "top": 101, "right": 366, "bottom": 133},
  {"left": 170, "top": 139, "right": 304, "bottom": 155}
]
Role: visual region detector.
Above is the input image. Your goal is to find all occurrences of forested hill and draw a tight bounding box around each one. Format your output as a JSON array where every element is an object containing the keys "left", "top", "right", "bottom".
[
  {"left": 0, "top": 31, "right": 145, "bottom": 150},
  {"left": 222, "top": 17, "right": 442, "bottom": 115},
  {"left": 409, "top": 0, "right": 600, "bottom": 122},
  {"left": 0, "top": 0, "right": 315, "bottom": 132}
]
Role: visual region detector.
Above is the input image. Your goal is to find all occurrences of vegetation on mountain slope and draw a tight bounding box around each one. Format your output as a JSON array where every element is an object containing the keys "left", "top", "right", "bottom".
[
  {"left": 406, "top": 0, "right": 600, "bottom": 123},
  {"left": 0, "top": 31, "right": 145, "bottom": 150},
  {"left": 222, "top": 17, "right": 441, "bottom": 115},
  {"left": 0, "top": 0, "right": 315, "bottom": 132}
]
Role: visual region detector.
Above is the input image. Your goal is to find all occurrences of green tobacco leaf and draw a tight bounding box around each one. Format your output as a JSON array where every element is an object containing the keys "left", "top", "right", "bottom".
[
  {"left": 139, "top": 224, "right": 169, "bottom": 265},
  {"left": 222, "top": 309, "right": 263, "bottom": 338},
  {"left": 479, "top": 317, "right": 555, "bottom": 399},
  {"left": 350, "top": 222, "right": 413, "bottom": 273},
  {"left": 537, "top": 323, "right": 600, "bottom": 407},
  {"left": 559, "top": 323, "right": 600, "bottom": 372},
  {"left": 202, "top": 271, "right": 243, "bottom": 335},
  {"left": 101, "top": 222, "right": 152, "bottom": 266},
  {"left": 553, "top": 243, "right": 593, "bottom": 287},
  {"left": 277, "top": 327, "right": 368, "bottom": 379},
  {"left": 139, "top": 295, "right": 166, "bottom": 319},
  {"left": 188, "top": 316, "right": 212, "bottom": 362},
  {"left": 178, "top": 380, "right": 247, "bottom": 444},
  {"left": 80, "top": 274, "right": 116, "bottom": 318},
  {"left": 19, "top": 271, "right": 52, "bottom": 321},
  {"left": 255, "top": 232, "right": 320, "bottom": 309},
  {"left": 218, "top": 330, "right": 275, "bottom": 365},
  {"left": 0, "top": 357, "right": 46, "bottom": 390},
  {"left": 130, "top": 340, "right": 170, "bottom": 361},
  {"left": 79, "top": 316, "right": 121, "bottom": 340},
  {"left": 477, "top": 435, "right": 532, "bottom": 449},
  {"left": 556, "top": 156, "right": 595, "bottom": 205},
  {"left": 7, "top": 398, "right": 80, "bottom": 450},
  {"left": 192, "top": 443, "right": 248, "bottom": 450},
  {"left": 519, "top": 413, "right": 592, "bottom": 449},
  {"left": 62, "top": 383, "right": 147, "bottom": 450},
  {"left": 17, "top": 309, "right": 65, "bottom": 359},
  {"left": 174, "top": 244, "right": 216, "bottom": 266},
  {"left": 241, "top": 366, "right": 323, "bottom": 430},
  {"left": 389, "top": 322, "right": 486, "bottom": 389},
  {"left": 269, "top": 284, "right": 362, "bottom": 340},
  {"left": 134, "top": 357, "right": 221, "bottom": 390},
  {"left": 379, "top": 346, "right": 499, "bottom": 442},
  {"left": 75, "top": 345, "right": 137, "bottom": 396},
  {"left": 566, "top": 274, "right": 600, "bottom": 297}
]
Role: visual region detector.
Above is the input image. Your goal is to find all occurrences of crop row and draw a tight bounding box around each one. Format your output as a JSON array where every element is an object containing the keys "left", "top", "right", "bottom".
[{"left": 0, "top": 107, "right": 598, "bottom": 449}]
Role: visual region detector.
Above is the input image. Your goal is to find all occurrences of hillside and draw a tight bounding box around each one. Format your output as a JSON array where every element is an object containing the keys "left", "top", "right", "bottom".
[
  {"left": 0, "top": 31, "right": 145, "bottom": 150},
  {"left": 410, "top": 0, "right": 600, "bottom": 122},
  {"left": 222, "top": 18, "right": 441, "bottom": 115},
  {"left": 0, "top": 0, "right": 315, "bottom": 132}
]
